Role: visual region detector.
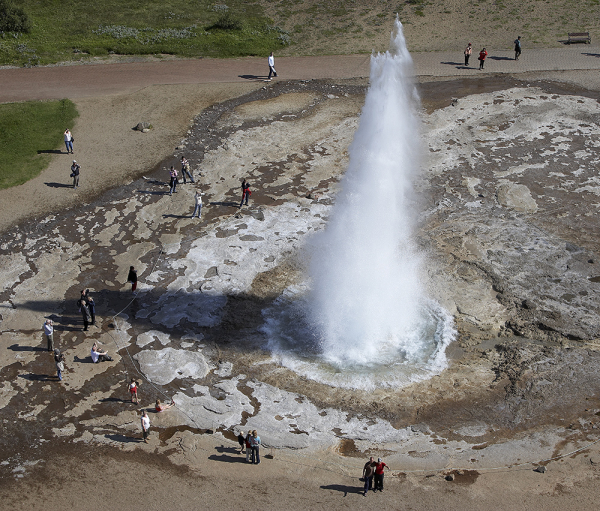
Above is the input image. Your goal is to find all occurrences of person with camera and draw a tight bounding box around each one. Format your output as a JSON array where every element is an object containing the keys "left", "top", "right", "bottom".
[{"left": 70, "top": 160, "right": 80, "bottom": 188}]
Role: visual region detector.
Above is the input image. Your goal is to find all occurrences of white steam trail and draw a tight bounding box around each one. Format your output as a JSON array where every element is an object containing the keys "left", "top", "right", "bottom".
[{"left": 308, "top": 20, "right": 424, "bottom": 366}]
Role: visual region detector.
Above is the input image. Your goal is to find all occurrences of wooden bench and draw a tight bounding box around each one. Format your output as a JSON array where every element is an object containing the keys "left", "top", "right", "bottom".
[{"left": 568, "top": 32, "right": 591, "bottom": 44}]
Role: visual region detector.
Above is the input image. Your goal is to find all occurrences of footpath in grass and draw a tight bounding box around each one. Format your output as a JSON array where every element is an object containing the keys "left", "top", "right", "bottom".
[
  {"left": 0, "top": 99, "right": 78, "bottom": 189},
  {"left": 0, "top": 1, "right": 290, "bottom": 66}
]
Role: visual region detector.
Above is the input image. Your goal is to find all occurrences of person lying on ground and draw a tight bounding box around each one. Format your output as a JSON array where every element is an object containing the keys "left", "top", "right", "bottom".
[{"left": 155, "top": 399, "right": 175, "bottom": 412}]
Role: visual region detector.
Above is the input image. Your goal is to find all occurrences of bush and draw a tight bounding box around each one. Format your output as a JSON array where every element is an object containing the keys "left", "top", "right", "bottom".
[
  {"left": 0, "top": 0, "right": 30, "bottom": 33},
  {"left": 212, "top": 12, "right": 243, "bottom": 30}
]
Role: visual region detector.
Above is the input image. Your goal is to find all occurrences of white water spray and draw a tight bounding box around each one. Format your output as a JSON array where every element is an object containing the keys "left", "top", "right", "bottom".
[
  {"left": 309, "top": 20, "right": 424, "bottom": 365},
  {"left": 262, "top": 20, "right": 455, "bottom": 389}
]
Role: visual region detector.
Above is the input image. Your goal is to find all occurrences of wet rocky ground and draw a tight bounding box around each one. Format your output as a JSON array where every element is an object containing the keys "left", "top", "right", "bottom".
[{"left": 1, "top": 76, "right": 600, "bottom": 482}]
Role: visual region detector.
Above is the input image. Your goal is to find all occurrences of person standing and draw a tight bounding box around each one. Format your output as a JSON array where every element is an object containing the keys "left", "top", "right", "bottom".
[
  {"left": 168, "top": 166, "right": 179, "bottom": 195},
  {"left": 79, "top": 298, "right": 91, "bottom": 331},
  {"left": 55, "top": 352, "right": 65, "bottom": 381},
  {"left": 245, "top": 431, "right": 252, "bottom": 462},
  {"left": 267, "top": 52, "right": 277, "bottom": 80},
  {"left": 127, "top": 266, "right": 138, "bottom": 292},
  {"left": 250, "top": 430, "right": 261, "bottom": 464},
  {"left": 70, "top": 160, "right": 80, "bottom": 188},
  {"left": 464, "top": 42, "right": 472, "bottom": 66},
  {"left": 141, "top": 411, "right": 150, "bottom": 443},
  {"left": 478, "top": 47, "right": 488, "bottom": 70},
  {"left": 181, "top": 157, "right": 194, "bottom": 184},
  {"left": 237, "top": 431, "right": 246, "bottom": 454},
  {"left": 192, "top": 190, "right": 203, "bottom": 219},
  {"left": 514, "top": 36, "right": 522, "bottom": 60},
  {"left": 87, "top": 296, "right": 96, "bottom": 325},
  {"left": 128, "top": 378, "right": 139, "bottom": 404},
  {"left": 64, "top": 129, "right": 73, "bottom": 154},
  {"left": 362, "top": 456, "right": 376, "bottom": 496},
  {"left": 373, "top": 457, "right": 389, "bottom": 492},
  {"left": 239, "top": 179, "right": 251, "bottom": 208},
  {"left": 43, "top": 319, "right": 54, "bottom": 351}
]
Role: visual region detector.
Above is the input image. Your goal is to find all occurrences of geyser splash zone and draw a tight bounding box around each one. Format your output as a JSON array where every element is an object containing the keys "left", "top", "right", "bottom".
[{"left": 262, "top": 20, "right": 456, "bottom": 390}]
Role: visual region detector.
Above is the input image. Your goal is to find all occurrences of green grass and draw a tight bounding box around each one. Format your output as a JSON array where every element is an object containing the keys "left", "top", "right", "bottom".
[
  {"left": 0, "top": 1, "right": 291, "bottom": 66},
  {"left": 0, "top": 99, "right": 78, "bottom": 189}
]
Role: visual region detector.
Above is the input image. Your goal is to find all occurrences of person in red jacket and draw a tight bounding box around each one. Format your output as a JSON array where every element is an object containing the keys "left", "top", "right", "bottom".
[
  {"left": 374, "top": 457, "right": 389, "bottom": 491},
  {"left": 478, "top": 47, "right": 488, "bottom": 70}
]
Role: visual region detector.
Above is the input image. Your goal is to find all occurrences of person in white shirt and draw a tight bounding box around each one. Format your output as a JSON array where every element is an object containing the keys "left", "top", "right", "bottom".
[
  {"left": 141, "top": 411, "right": 150, "bottom": 443},
  {"left": 43, "top": 319, "right": 54, "bottom": 351},
  {"left": 192, "top": 190, "right": 203, "bottom": 219},
  {"left": 64, "top": 128, "right": 73, "bottom": 153},
  {"left": 268, "top": 52, "right": 277, "bottom": 80}
]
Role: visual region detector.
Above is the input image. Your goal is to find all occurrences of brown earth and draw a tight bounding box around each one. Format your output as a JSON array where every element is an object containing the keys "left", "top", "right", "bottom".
[{"left": 2, "top": 54, "right": 600, "bottom": 509}]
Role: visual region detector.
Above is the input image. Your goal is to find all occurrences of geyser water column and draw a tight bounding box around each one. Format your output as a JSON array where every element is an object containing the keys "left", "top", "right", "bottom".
[
  {"left": 308, "top": 19, "right": 424, "bottom": 366},
  {"left": 261, "top": 20, "right": 455, "bottom": 389}
]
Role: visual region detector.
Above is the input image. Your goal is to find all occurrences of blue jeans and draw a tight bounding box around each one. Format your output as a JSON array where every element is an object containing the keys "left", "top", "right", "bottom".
[
  {"left": 192, "top": 204, "right": 202, "bottom": 218},
  {"left": 363, "top": 476, "right": 373, "bottom": 494},
  {"left": 57, "top": 368, "right": 62, "bottom": 380},
  {"left": 65, "top": 140, "right": 73, "bottom": 153},
  {"left": 181, "top": 168, "right": 194, "bottom": 183},
  {"left": 169, "top": 178, "right": 178, "bottom": 195},
  {"left": 251, "top": 446, "right": 260, "bottom": 464}
]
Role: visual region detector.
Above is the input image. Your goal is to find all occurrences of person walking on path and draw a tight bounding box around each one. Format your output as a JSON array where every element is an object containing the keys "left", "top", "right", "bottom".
[
  {"left": 478, "top": 48, "right": 488, "bottom": 70},
  {"left": 55, "top": 351, "right": 65, "bottom": 381},
  {"left": 192, "top": 190, "right": 203, "bottom": 219},
  {"left": 64, "top": 128, "right": 73, "bottom": 154},
  {"left": 70, "top": 160, "right": 80, "bottom": 188},
  {"left": 141, "top": 411, "right": 150, "bottom": 443},
  {"left": 87, "top": 296, "right": 96, "bottom": 325},
  {"left": 43, "top": 319, "right": 54, "bottom": 351},
  {"left": 127, "top": 266, "right": 138, "bottom": 292},
  {"left": 168, "top": 166, "right": 179, "bottom": 195},
  {"left": 250, "top": 430, "right": 261, "bottom": 464},
  {"left": 373, "top": 457, "right": 389, "bottom": 492},
  {"left": 267, "top": 52, "right": 277, "bottom": 80},
  {"left": 514, "top": 36, "right": 522, "bottom": 60},
  {"left": 181, "top": 157, "right": 194, "bottom": 184},
  {"left": 79, "top": 298, "right": 91, "bottom": 331},
  {"left": 362, "top": 456, "right": 376, "bottom": 496},
  {"left": 464, "top": 42, "right": 472, "bottom": 66},
  {"left": 128, "top": 378, "right": 139, "bottom": 404},
  {"left": 239, "top": 179, "right": 251, "bottom": 208}
]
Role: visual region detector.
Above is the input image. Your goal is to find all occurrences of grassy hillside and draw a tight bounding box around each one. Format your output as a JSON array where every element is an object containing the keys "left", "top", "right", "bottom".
[
  {"left": 0, "top": 0, "right": 290, "bottom": 66},
  {"left": 0, "top": 99, "right": 78, "bottom": 188},
  {"left": 1, "top": 0, "right": 599, "bottom": 66}
]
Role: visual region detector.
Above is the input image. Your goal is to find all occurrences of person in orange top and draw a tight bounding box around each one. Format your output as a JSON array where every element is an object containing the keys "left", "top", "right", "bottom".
[
  {"left": 464, "top": 42, "right": 472, "bottom": 66},
  {"left": 478, "top": 47, "right": 488, "bottom": 70}
]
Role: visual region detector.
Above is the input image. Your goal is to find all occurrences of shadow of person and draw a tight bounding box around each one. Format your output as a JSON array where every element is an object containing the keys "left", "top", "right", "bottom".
[
  {"left": 37, "top": 150, "right": 63, "bottom": 154},
  {"left": 320, "top": 484, "right": 362, "bottom": 497},
  {"left": 105, "top": 433, "right": 139, "bottom": 443},
  {"left": 44, "top": 182, "right": 73, "bottom": 188},
  {"left": 8, "top": 344, "right": 46, "bottom": 352},
  {"left": 73, "top": 355, "right": 95, "bottom": 364},
  {"left": 238, "top": 74, "right": 267, "bottom": 81},
  {"left": 18, "top": 373, "right": 55, "bottom": 382},
  {"left": 208, "top": 453, "right": 247, "bottom": 463},
  {"left": 215, "top": 445, "right": 240, "bottom": 454}
]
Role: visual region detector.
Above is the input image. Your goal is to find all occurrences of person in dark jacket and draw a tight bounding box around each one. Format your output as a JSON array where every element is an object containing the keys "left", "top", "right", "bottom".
[
  {"left": 87, "top": 296, "right": 96, "bottom": 325},
  {"left": 79, "top": 298, "right": 91, "bottom": 331},
  {"left": 239, "top": 179, "right": 251, "bottom": 208},
  {"left": 127, "top": 266, "right": 138, "bottom": 292}
]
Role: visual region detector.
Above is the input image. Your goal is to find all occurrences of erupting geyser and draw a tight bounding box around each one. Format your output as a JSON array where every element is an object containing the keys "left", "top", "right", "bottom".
[{"left": 262, "top": 20, "right": 455, "bottom": 389}]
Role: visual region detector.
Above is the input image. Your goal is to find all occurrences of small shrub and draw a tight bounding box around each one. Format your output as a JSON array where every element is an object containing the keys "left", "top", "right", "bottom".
[
  {"left": 212, "top": 12, "right": 243, "bottom": 30},
  {"left": 0, "top": 0, "right": 30, "bottom": 33}
]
